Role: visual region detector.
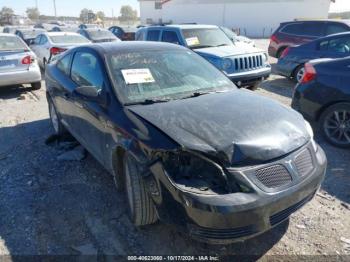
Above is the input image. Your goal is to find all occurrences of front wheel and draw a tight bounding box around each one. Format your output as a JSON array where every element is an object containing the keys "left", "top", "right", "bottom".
[
  {"left": 48, "top": 97, "right": 66, "bottom": 136},
  {"left": 31, "top": 81, "right": 41, "bottom": 90},
  {"left": 124, "top": 153, "right": 158, "bottom": 226},
  {"left": 319, "top": 103, "right": 350, "bottom": 148}
]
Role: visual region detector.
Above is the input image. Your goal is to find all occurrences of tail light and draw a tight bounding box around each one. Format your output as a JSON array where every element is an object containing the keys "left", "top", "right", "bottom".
[
  {"left": 280, "top": 47, "right": 290, "bottom": 59},
  {"left": 21, "top": 55, "right": 34, "bottom": 65},
  {"left": 50, "top": 47, "right": 67, "bottom": 55},
  {"left": 301, "top": 63, "right": 316, "bottom": 84},
  {"left": 270, "top": 34, "right": 278, "bottom": 43}
]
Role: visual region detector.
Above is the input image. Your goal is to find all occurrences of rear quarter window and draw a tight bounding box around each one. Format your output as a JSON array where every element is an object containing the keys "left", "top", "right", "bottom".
[{"left": 280, "top": 23, "right": 303, "bottom": 35}]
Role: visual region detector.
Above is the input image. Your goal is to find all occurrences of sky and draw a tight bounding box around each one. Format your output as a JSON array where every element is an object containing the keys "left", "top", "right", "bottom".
[
  {"left": 0, "top": 0, "right": 349, "bottom": 17},
  {"left": 0, "top": 0, "right": 139, "bottom": 17}
]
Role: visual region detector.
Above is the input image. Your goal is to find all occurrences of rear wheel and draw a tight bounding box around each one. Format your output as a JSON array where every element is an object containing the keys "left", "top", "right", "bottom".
[
  {"left": 276, "top": 47, "right": 287, "bottom": 59},
  {"left": 31, "top": 81, "right": 41, "bottom": 90},
  {"left": 319, "top": 103, "right": 350, "bottom": 148},
  {"left": 293, "top": 65, "right": 305, "bottom": 83},
  {"left": 124, "top": 153, "right": 158, "bottom": 226},
  {"left": 48, "top": 97, "right": 66, "bottom": 136}
]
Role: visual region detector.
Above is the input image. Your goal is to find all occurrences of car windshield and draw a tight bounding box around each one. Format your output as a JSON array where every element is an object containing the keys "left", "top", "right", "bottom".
[
  {"left": 220, "top": 27, "right": 238, "bottom": 41},
  {"left": 182, "top": 28, "right": 233, "bottom": 49},
  {"left": 50, "top": 34, "right": 90, "bottom": 44},
  {"left": 88, "top": 30, "right": 115, "bottom": 40},
  {"left": 21, "top": 29, "right": 45, "bottom": 39},
  {"left": 0, "top": 36, "right": 27, "bottom": 51},
  {"left": 107, "top": 49, "right": 235, "bottom": 104}
]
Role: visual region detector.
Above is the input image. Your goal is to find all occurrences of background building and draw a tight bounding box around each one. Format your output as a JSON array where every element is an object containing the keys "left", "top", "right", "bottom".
[{"left": 139, "top": 0, "right": 334, "bottom": 37}]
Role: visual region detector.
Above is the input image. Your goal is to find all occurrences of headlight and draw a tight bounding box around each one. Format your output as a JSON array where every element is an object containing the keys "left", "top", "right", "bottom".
[
  {"left": 305, "top": 120, "right": 318, "bottom": 152},
  {"left": 162, "top": 151, "right": 232, "bottom": 195},
  {"left": 222, "top": 58, "right": 232, "bottom": 72}
]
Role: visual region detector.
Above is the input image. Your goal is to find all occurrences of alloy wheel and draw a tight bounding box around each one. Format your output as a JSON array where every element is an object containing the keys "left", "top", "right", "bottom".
[
  {"left": 323, "top": 110, "right": 350, "bottom": 146},
  {"left": 296, "top": 67, "right": 305, "bottom": 83}
]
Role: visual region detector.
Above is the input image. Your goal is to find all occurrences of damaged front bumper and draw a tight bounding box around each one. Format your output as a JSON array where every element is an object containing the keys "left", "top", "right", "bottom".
[{"left": 147, "top": 142, "right": 327, "bottom": 244}]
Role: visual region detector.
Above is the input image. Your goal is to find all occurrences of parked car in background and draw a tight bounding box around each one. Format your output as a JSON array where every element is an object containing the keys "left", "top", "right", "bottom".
[
  {"left": 15, "top": 28, "right": 46, "bottom": 45},
  {"left": 136, "top": 24, "right": 271, "bottom": 89},
  {"left": 51, "top": 25, "right": 79, "bottom": 32},
  {"left": 0, "top": 33, "right": 41, "bottom": 89},
  {"left": 3, "top": 25, "right": 30, "bottom": 34},
  {"left": 78, "top": 24, "right": 100, "bottom": 30},
  {"left": 269, "top": 20, "right": 350, "bottom": 58},
  {"left": 292, "top": 57, "right": 350, "bottom": 148},
  {"left": 45, "top": 41, "right": 326, "bottom": 244},
  {"left": 109, "top": 26, "right": 137, "bottom": 40},
  {"left": 77, "top": 28, "right": 120, "bottom": 43},
  {"left": 220, "top": 26, "right": 255, "bottom": 47},
  {"left": 30, "top": 32, "right": 91, "bottom": 68},
  {"left": 277, "top": 32, "right": 350, "bottom": 82}
]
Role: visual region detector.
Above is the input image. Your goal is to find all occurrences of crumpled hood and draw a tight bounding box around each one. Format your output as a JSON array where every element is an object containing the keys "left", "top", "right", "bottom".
[
  {"left": 195, "top": 43, "right": 263, "bottom": 58},
  {"left": 128, "top": 90, "right": 310, "bottom": 166}
]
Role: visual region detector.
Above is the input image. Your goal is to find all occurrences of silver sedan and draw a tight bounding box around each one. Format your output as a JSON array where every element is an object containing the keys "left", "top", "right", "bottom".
[{"left": 0, "top": 33, "right": 41, "bottom": 89}]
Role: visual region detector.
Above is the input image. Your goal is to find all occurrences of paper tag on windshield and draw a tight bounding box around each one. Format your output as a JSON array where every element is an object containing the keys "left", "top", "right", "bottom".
[
  {"left": 121, "top": 69, "right": 155, "bottom": 84},
  {"left": 185, "top": 37, "right": 200, "bottom": 46}
]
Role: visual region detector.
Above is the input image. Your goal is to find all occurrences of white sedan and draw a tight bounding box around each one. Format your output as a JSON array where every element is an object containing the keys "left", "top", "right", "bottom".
[
  {"left": 0, "top": 33, "right": 41, "bottom": 89},
  {"left": 30, "top": 32, "right": 91, "bottom": 68}
]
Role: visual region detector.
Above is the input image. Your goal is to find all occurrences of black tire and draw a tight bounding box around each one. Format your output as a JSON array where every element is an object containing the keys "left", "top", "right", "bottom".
[
  {"left": 31, "top": 81, "right": 41, "bottom": 90},
  {"left": 247, "top": 83, "right": 259, "bottom": 91},
  {"left": 276, "top": 46, "right": 287, "bottom": 59},
  {"left": 42, "top": 58, "right": 47, "bottom": 71},
  {"left": 124, "top": 153, "right": 158, "bottom": 226},
  {"left": 48, "top": 96, "right": 67, "bottom": 136},
  {"left": 319, "top": 103, "right": 350, "bottom": 148},
  {"left": 293, "top": 64, "right": 305, "bottom": 83}
]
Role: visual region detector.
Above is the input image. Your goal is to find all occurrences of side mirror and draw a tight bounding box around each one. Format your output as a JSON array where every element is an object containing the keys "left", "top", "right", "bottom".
[{"left": 73, "top": 86, "right": 102, "bottom": 102}]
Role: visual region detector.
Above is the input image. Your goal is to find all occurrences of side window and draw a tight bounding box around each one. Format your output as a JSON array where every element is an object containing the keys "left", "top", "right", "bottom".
[
  {"left": 57, "top": 53, "right": 72, "bottom": 76},
  {"left": 161, "top": 31, "right": 180, "bottom": 44},
  {"left": 318, "top": 40, "right": 329, "bottom": 51},
  {"left": 71, "top": 52, "right": 104, "bottom": 90},
  {"left": 303, "top": 22, "right": 325, "bottom": 37},
  {"left": 136, "top": 30, "right": 146, "bottom": 41},
  {"left": 34, "top": 35, "right": 41, "bottom": 45},
  {"left": 326, "top": 23, "right": 349, "bottom": 35},
  {"left": 328, "top": 37, "right": 350, "bottom": 53},
  {"left": 40, "top": 36, "right": 48, "bottom": 45},
  {"left": 281, "top": 23, "right": 302, "bottom": 35},
  {"left": 147, "top": 30, "right": 160, "bottom": 41}
]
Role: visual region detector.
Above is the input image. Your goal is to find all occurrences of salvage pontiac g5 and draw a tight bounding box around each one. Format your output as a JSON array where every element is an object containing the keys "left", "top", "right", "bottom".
[{"left": 45, "top": 42, "right": 327, "bottom": 244}]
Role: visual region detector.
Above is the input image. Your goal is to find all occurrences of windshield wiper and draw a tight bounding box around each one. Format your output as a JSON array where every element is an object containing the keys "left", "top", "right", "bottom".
[
  {"left": 180, "top": 91, "right": 215, "bottom": 100},
  {"left": 124, "top": 98, "right": 170, "bottom": 106},
  {"left": 191, "top": 45, "right": 214, "bottom": 49}
]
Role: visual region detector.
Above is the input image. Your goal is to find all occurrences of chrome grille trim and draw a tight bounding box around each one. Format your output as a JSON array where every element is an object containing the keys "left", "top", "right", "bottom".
[{"left": 295, "top": 149, "right": 314, "bottom": 177}]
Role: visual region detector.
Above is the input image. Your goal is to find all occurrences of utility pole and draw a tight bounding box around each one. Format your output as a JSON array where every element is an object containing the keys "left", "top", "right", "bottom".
[{"left": 53, "top": 0, "right": 57, "bottom": 18}]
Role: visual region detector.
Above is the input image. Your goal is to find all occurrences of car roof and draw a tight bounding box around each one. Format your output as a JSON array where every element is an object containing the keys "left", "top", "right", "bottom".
[
  {"left": 46, "top": 32, "right": 82, "bottom": 36},
  {"left": 145, "top": 24, "right": 218, "bottom": 30},
  {"left": 0, "top": 33, "right": 19, "bottom": 37},
  {"left": 73, "top": 41, "right": 187, "bottom": 55},
  {"left": 281, "top": 19, "right": 350, "bottom": 25},
  {"left": 84, "top": 28, "right": 110, "bottom": 32}
]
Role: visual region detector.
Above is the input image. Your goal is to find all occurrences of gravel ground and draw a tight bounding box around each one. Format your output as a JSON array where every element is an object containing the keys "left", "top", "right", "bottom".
[{"left": 0, "top": 39, "right": 349, "bottom": 260}]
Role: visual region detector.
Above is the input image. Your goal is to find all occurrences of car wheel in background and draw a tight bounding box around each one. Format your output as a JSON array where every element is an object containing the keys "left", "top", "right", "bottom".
[
  {"left": 42, "top": 58, "right": 47, "bottom": 71},
  {"left": 48, "top": 97, "right": 66, "bottom": 136},
  {"left": 319, "top": 103, "right": 350, "bottom": 148},
  {"left": 123, "top": 153, "right": 158, "bottom": 226},
  {"left": 31, "top": 82, "right": 41, "bottom": 90},
  {"left": 247, "top": 83, "right": 259, "bottom": 91},
  {"left": 294, "top": 65, "right": 305, "bottom": 83},
  {"left": 276, "top": 46, "right": 287, "bottom": 59}
]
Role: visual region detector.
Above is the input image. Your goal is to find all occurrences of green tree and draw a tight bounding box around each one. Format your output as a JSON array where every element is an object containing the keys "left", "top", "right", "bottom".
[
  {"left": 119, "top": 5, "right": 137, "bottom": 22},
  {"left": 96, "top": 11, "right": 105, "bottom": 21},
  {"left": 26, "top": 7, "right": 40, "bottom": 21},
  {"left": 0, "top": 6, "right": 14, "bottom": 25},
  {"left": 79, "top": 8, "right": 95, "bottom": 23}
]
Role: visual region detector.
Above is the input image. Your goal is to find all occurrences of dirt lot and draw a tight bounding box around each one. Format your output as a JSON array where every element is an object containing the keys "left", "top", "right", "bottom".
[{"left": 0, "top": 39, "right": 349, "bottom": 260}]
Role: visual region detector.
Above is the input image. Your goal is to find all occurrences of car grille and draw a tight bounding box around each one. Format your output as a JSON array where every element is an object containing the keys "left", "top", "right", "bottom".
[
  {"left": 189, "top": 224, "right": 256, "bottom": 240},
  {"left": 294, "top": 149, "right": 314, "bottom": 177},
  {"left": 255, "top": 164, "right": 292, "bottom": 188},
  {"left": 233, "top": 54, "right": 264, "bottom": 72},
  {"left": 270, "top": 193, "right": 315, "bottom": 226}
]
